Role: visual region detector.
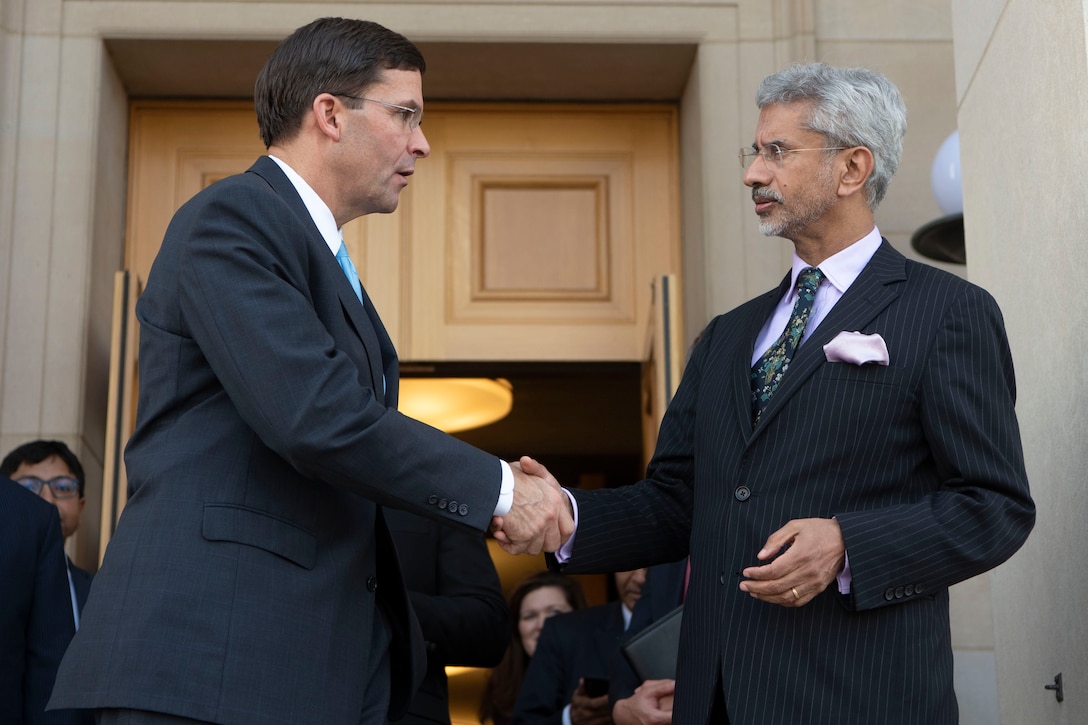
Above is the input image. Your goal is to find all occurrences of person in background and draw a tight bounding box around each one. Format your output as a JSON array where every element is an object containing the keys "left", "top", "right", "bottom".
[
  {"left": 513, "top": 568, "right": 647, "bottom": 724},
  {"left": 480, "top": 571, "right": 587, "bottom": 725},
  {"left": 0, "top": 477, "right": 83, "bottom": 725},
  {"left": 386, "top": 509, "right": 510, "bottom": 724},
  {"left": 610, "top": 560, "right": 687, "bottom": 725},
  {"left": 2, "top": 440, "right": 93, "bottom": 628}
]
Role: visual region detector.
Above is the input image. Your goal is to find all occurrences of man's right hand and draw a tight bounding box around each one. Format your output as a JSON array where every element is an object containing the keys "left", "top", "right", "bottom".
[
  {"left": 612, "top": 679, "right": 675, "bottom": 725},
  {"left": 569, "top": 679, "right": 612, "bottom": 725},
  {"left": 490, "top": 456, "right": 574, "bottom": 555}
]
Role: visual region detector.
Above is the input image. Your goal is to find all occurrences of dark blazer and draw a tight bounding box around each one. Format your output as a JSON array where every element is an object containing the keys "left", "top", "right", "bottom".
[
  {"left": 558, "top": 242, "right": 1035, "bottom": 725},
  {"left": 50, "top": 157, "right": 502, "bottom": 724},
  {"left": 386, "top": 508, "right": 509, "bottom": 724},
  {"left": 0, "top": 478, "right": 81, "bottom": 725},
  {"left": 512, "top": 601, "right": 626, "bottom": 724},
  {"left": 609, "top": 559, "right": 687, "bottom": 704},
  {"left": 66, "top": 559, "right": 92, "bottom": 620}
]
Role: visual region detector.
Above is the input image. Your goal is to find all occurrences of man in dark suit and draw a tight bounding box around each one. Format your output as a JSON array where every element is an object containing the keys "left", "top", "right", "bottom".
[
  {"left": 510, "top": 63, "right": 1035, "bottom": 724},
  {"left": 386, "top": 509, "right": 510, "bottom": 724},
  {"left": 609, "top": 559, "right": 686, "bottom": 725},
  {"left": 2, "top": 440, "right": 94, "bottom": 627},
  {"left": 0, "top": 477, "right": 83, "bottom": 725},
  {"left": 48, "top": 17, "right": 569, "bottom": 725},
  {"left": 512, "top": 569, "right": 646, "bottom": 724}
]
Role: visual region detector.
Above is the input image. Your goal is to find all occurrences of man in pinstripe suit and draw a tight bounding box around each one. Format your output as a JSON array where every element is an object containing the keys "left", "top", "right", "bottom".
[{"left": 502, "top": 63, "right": 1036, "bottom": 724}]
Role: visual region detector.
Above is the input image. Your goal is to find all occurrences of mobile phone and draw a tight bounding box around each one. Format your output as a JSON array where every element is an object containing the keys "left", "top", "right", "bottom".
[{"left": 583, "top": 677, "right": 610, "bottom": 698}]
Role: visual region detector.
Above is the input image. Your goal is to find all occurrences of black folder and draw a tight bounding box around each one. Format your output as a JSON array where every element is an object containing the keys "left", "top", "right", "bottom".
[{"left": 621, "top": 604, "right": 683, "bottom": 681}]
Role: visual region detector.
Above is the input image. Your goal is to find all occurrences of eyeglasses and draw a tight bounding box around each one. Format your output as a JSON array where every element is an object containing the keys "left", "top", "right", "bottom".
[
  {"left": 331, "top": 93, "right": 423, "bottom": 130},
  {"left": 739, "top": 143, "right": 848, "bottom": 169},
  {"left": 17, "top": 475, "right": 80, "bottom": 499}
]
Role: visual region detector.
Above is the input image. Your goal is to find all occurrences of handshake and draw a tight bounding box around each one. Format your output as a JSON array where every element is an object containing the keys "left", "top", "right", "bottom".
[{"left": 490, "top": 456, "right": 575, "bottom": 556}]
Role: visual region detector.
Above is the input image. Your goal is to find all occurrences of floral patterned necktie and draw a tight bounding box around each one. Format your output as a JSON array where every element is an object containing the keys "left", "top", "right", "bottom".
[{"left": 751, "top": 266, "right": 824, "bottom": 425}]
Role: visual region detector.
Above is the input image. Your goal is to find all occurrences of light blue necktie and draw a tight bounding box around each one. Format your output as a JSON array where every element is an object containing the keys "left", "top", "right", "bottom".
[{"left": 335, "top": 239, "right": 363, "bottom": 303}]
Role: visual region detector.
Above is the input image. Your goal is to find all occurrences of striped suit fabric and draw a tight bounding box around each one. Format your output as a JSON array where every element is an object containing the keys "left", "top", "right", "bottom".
[{"left": 560, "top": 240, "right": 1034, "bottom": 724}]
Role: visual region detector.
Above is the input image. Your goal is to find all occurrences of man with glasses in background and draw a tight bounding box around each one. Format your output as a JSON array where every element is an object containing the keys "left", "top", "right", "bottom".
[{"left": 2, "top": 440, "right": 94, "bottom": 629}]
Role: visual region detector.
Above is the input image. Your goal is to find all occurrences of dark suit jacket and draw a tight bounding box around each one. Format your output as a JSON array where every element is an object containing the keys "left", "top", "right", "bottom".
[
  {"left": 386, "top": 508, "right": 509, "bottom": 724},
  {"left": 558, "top": 242, "right": 1035, "bottom": 725},
  {"left": 512, "top": 601, "right": 626, "bottom": 724},
  {"left": 50, "top": 157, "right": 502, "bottom": 724},
  {"left": 66, "top": 559, "right": 92, "bottom": 620},
  {"left": 609, "top": 559, "right": 686, "bottom": 704},
  {"left": 0, "top": 478, "right": 81, "bottom": 725}
]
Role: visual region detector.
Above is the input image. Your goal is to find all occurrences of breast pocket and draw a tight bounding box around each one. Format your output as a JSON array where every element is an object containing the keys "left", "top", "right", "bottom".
[
  {"left": 202, "top": 503, "right": 317, "bottom": 570},
  {"left": 818, "top": 361, "right": 909, "bottom": 387}
]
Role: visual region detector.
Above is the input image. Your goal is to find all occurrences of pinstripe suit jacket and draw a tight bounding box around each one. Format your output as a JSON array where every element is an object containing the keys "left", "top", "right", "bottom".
[
  {"left": 49, "top": 157, "right": 502, "bottom": 724},
  {"left": 560, "top": 241, "right": 1035, "bottom": 724}
]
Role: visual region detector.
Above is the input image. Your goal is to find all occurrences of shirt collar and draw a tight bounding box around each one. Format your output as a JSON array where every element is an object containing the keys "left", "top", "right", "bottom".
[
  {"left": 788, "top": 226, "right": 883, "bottom": 299},
  {"left": 267, "top": 154, "right": 342, "bottom": 255}
]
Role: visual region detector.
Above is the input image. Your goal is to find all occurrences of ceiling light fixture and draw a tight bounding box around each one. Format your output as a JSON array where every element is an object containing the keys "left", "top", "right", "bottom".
[{"left": 398, "top": 378, "right": 514, "bottom": 433}]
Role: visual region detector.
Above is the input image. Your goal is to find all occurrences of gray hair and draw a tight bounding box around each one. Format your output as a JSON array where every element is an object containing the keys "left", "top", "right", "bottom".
[{"left": 756, "top": 63, "right": 907, "bottom": 210}]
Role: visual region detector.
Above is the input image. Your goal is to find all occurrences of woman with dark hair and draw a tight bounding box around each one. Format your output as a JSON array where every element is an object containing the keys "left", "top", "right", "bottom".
[{"left": 479, "top": 571, "right": 586, "bottom": 725}]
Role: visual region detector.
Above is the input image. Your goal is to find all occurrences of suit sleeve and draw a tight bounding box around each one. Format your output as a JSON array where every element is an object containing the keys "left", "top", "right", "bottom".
[
  {"left": 26, "top": 507, "right": 80, "bottom": 724},
  {"left": 556, "top": 329, "right": 716, "bottom": 575},
  {"left": 170, "top": 182, "right": 499, "bottom": 529},
  {"left": 835, "top": 285, "right": 1035, "bottom": 610}
]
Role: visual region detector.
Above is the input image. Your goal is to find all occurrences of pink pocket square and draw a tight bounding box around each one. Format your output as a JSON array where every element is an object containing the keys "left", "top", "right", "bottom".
[{"left": 823, "top": 331, "right": 890, "bottom": 365}]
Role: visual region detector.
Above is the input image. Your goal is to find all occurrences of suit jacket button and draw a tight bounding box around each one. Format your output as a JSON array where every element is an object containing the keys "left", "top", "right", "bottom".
[
  {"left": 428, "top": 495, "right": 438, "bottom": 505},
  {"left": 448, "top": 500, "right": 458, "bottom": 513},
  {"left": 438, "top": 498, "right": 448, "bottom": 510},
  {"left": 458, "top": 504, "right": 469, "bottom": 516},
  {"left": 894, "top": 586, "right": 905, "bottom": 599},
  {"left": 366, "top": 576, "right": 378, "bottom": 592},
  {"left": 905, "top": 584, "right": 915, "bottom": 596},
  {"left": 734, "top": 486, "right": 751, "bottom": 502},
  {"left": 884, "top": 588, "right": 895, "bottom": 601}
]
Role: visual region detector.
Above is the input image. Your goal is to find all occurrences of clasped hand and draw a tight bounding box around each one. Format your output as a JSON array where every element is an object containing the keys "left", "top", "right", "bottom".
[
  {"left": 738, "top": 517, "right": 846, "bottom": 606},
  {"left": 490, "top": 456, "right": 574, "bottom": 555}
]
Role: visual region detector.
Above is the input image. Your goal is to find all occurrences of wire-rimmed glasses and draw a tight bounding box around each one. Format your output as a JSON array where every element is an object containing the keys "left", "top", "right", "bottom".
[
  {"left": 739, "top": 143, "right": 848, "bottom": 169},
  {"left": 331, "top": 93, "right": 423, "bottom": 130}
]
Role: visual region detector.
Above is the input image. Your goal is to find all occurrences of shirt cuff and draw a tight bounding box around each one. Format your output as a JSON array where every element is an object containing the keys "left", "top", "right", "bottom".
[
  {"left": 553, "top": 489, "right": 579, "bottom": 563},
  {"left": 836, "top": 550, "right": 852, "bottom": 594},
  {"left": 493, "top": 459, "right": 514, "bottom": 516}
]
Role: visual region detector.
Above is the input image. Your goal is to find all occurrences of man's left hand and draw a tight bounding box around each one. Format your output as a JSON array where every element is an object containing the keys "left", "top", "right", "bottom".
[{"left": 738, "top": 517, "right": 846, "bottom": 606}]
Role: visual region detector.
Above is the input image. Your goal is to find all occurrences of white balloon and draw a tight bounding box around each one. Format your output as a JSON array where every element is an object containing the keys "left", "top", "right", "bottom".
[{"left": 930, "top": 130, "right": 962, "bottom": 215}]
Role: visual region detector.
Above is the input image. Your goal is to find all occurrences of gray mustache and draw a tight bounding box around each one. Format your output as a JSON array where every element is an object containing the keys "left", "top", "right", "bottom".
[{"left": 752, "top": 189, "right": 783, "bottom": 204}]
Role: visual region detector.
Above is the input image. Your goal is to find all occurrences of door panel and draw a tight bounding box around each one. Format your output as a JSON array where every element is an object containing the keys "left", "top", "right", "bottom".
[{"left": 408, "top": 103, "right": 681, "bottom": 360}]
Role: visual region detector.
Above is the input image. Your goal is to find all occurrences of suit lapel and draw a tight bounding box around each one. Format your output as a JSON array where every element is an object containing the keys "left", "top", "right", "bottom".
[
  {"left": 735, "top": 278, "right": 791, "bottom": 439},
  {"left": 248, "top": 157, "right": 394, "bottom": 406},
  {"left": 750, "top": 240, "right": 906, "bottom": 433}
]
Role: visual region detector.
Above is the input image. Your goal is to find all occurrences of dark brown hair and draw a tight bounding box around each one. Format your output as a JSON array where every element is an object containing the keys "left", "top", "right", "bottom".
[
  {"left": 253, "top": 17, "right": 425, "bottom": 148},
  {"left": 1, "top": 439, "right": 85, "bottom": 496}
]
